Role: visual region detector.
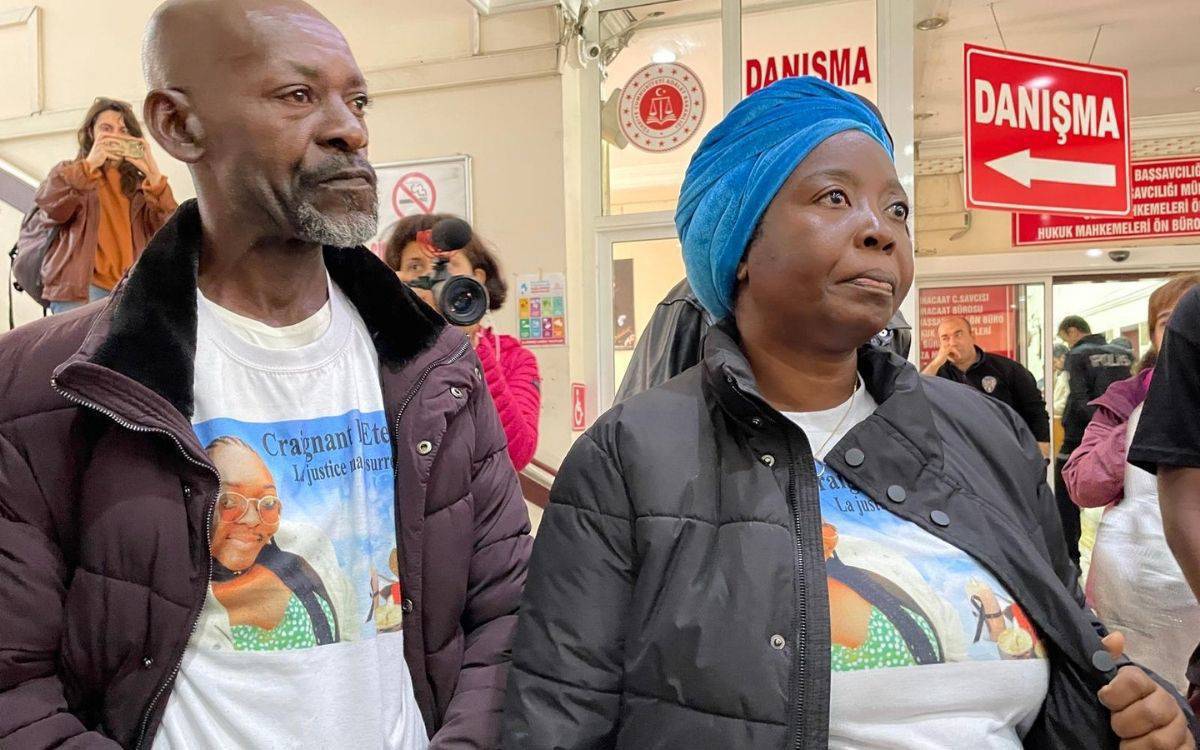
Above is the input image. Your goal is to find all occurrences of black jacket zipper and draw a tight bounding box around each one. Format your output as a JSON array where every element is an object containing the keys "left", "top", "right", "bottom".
[
  {"left": 784, "top": 438, "right": 808, "bottom": 750},
  {"left": 728, "top": 375, "right": 827, "bottom": 750}
]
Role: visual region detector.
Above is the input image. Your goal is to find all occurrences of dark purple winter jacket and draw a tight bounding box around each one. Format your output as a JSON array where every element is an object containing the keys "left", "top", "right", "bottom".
[{"left": 0, "top": 200, "right": 530, "bottom": 749}]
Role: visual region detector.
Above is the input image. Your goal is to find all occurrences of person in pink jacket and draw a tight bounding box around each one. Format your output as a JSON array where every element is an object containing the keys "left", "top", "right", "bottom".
[
  {"left": 387, "top": 214, "right": 541, "bottom": 470},
  {"left": 1064, "top": 272, "right": 1200, "bottom": 692}
]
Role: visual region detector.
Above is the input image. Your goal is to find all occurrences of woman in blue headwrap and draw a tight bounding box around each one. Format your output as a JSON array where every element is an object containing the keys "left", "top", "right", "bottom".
[{"left": 502, "top": 77, "right": 1194, "bottom": 749}]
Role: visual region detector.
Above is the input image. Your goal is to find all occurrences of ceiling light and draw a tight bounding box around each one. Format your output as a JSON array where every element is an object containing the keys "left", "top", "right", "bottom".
[
  {"left": 651, "top": 48, "right": 676, "bottom": 64},
  {"left": 916, "top": 16, "right": 947, "bottom": 31},
  {"left": 1086, "top": 248, "right": 1104, "bottom": 258}
]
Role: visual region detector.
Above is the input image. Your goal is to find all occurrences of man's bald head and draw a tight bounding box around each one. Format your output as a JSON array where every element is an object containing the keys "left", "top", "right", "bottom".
[
  {"left": 140, "top": 0, "right": 376, "bottom": 248},
  {"left": 143, "top": 0, "right": 341, "bottom": 90},
  {"left": 938, "top": 316, "right": 973, "bottom": 338},
  {"left": 937, "top": 315, "right": 978, "bottom": 370}
]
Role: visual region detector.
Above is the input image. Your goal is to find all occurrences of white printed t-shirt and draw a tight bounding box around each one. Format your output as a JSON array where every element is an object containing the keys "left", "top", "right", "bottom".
[
  {"left": 783, "top": 377, "right": 1050, "bottom": 749},
  {"left": 154, "top": 277, "right": 428, "bottom": 750}
]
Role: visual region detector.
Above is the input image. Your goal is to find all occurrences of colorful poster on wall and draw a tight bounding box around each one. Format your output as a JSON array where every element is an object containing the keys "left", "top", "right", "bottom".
[
  {"left": 368, "top": 156, "right": 473, "bottom": 258},
  {"left": 918, "top": 285, "right": 1017, "bottom": 368},
  {"left": 1013, "top": 156, "right": 1200, "bottom": 246},
  {"left": 516, "top": 273, "right": 567, "bottom": 347},
  {"left": 613, "top": 259, "right": 636, "bottom": 351}
]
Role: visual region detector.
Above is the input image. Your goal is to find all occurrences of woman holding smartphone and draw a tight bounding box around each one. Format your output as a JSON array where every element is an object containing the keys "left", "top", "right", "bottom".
[{"left": 33, "top": 96, "right": 177, "bottom": 313}]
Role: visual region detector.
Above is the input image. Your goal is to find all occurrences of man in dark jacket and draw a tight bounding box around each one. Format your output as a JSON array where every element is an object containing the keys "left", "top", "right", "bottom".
[
  {"left": 1056, "top": 314, "right": 1134, "bottom": 564},
  {"left": 922, "top": 315, "right": 1050, "bottom": 456},
  {"left": 1060, "top": 316, "right": 1135, "bottom": 454},
  {"left": 0, "top": 2, "right": 529, "bottom": 748}
]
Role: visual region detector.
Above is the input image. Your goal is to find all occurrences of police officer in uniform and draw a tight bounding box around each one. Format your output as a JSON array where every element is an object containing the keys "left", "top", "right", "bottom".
[
  {"left": 1053, "top": 315, "right": 1134, "bottom": 565},
  {"left": 923, "top": 315, "right": 1050, "bottom": 456}
]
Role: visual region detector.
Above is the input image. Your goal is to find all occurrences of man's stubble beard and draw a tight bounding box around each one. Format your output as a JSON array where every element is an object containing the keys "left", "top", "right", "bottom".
[{"left": 288, "top": 186, "right": 379, "bottom": 248}]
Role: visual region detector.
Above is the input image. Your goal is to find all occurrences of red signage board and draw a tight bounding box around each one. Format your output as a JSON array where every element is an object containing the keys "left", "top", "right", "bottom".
[
  {"left": 918, "top": 285, "right": 1017, "bottom": 368},
  {"left": 571, "top": 383, "right": 587, "bottom": 432},
  {"left": 1013, "top": 156, "right": 1200, "bottom": 246},
  {"left": 745, "top": 45, "right": 873, "bottom": 95},
  {"left": 964, "top": 44, "right": 1131, "bottom": 216}
]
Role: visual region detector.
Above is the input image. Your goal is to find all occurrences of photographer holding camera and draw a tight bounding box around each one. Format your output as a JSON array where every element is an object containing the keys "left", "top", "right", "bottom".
[
  {"left": 387, "top": 214, "right": 541, "bottom": 471},
  {"left": 32, "top": 97, "right": 177, "bottom": 313}
]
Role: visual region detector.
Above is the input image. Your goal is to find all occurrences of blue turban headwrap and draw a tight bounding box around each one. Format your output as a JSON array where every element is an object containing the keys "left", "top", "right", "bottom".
[{"left": 675, "top": 76, "right": 893, "bottom": 321}]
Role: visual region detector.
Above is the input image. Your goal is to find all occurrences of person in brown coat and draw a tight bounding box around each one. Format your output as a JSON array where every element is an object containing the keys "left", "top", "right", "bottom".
[
  {"left": 0, "top": 1, "right": 529, "bottom": 748},
  {"left": 35, "top": 97, "right": 177, "bottom": 313}
]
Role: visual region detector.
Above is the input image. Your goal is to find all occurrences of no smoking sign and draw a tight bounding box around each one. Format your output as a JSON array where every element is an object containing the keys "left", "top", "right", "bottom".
[{"left": 391, "top": 171, "right": 437, "bottom": 216}]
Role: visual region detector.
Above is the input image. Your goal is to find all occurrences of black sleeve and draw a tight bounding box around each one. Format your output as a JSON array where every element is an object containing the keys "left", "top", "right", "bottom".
[
  {"left": 614, "top": 283, "right": 706, "bottom": 404},
  {"left": 1130, "top": 289, "right": 1200, "bottom": 473},
  {"left": 1009, "top": 361, "right": 1051, "bottom": 443},
  {"left": 1062, "top": 349, "right": 1093, "bottom": 447},
  {"left": 934, "top": 362, "right": 966, "bottom": 384}
]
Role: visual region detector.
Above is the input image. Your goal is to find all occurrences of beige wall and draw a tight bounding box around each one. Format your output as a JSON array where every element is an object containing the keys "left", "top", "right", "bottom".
[{"left": 0, "top": 0, "right": 581, "bottom": 468}]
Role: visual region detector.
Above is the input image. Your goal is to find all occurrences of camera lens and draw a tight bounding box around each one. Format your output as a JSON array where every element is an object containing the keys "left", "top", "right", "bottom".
[{"left": 438, "top": 276, "right": 489, "bottom": 327}]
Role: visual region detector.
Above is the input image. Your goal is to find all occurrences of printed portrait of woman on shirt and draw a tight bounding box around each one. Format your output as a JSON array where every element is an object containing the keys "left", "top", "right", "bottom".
[
  {"left": 194, "top": 436, "right": 356, "bottom": 652},
  {"left": 818, "top": 465, "right": 1046, "bottom": 673}
]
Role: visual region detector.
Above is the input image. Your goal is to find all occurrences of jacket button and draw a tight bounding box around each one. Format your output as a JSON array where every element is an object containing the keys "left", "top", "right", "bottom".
[
  {"left": 402, "top": 598, "right": 414, "bottom": 614},
  {"left": 450, "top": 387, "right": 464, "bottom": 399},
  {"left": 142, "top": 657, "right": 154, "bottom": 669},
  {"left": 760, "top": 454, "right": 776, "bottom": 467},
  {"left": 749, "top": 417, "right": 763, "bottom": 428},
  {"left": 930, "top": 510, "right": 951, "bottom": 527},
  {"left": 182, "top": 486, "right": 192, "bottom": 499},
  {"left": 417, "top": 440, "right": 433, "bottom": 455},
  {"left": 886, "top": 485, "right": 907, "bottom": 503},
  {"left": 770, "top": 634, "right": 786, "bottom": 650},
  {"left": 845, "top": 448, "right": 865, "bottom": 467},
  {"left": 1092, "top": 649, "right": 1116, "bottom": 673}
]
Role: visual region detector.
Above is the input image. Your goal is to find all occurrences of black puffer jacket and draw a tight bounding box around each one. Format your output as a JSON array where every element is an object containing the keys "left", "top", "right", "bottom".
[{"left": 503, "top": 322, "right": 1192, "bottom": 749}]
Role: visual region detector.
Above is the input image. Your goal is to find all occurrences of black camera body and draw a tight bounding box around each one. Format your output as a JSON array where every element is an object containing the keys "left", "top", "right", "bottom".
[
  {"left": 402, "top": 217, "right": 491, "bottom": 327},
  {"left": 426, "top": 256, "right": 489, "bottom": 327}
]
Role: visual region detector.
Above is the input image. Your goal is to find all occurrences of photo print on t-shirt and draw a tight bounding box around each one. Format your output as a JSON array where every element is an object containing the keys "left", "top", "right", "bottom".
[
  {"left": 191, "top": 410, "right": 401, "bottom": 653},
  {"left": 818, "top": 465, "right": 1045, "bottom": 672}
]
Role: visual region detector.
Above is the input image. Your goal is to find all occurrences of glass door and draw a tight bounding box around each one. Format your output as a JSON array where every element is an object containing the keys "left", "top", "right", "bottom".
[{"left": 595, "top": 222, "right": 683, "bottom": 407}]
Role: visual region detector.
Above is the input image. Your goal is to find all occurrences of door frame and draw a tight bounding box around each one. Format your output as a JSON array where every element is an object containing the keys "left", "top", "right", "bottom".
[{"left": 594, "top": 214, "right": 680, "bottom": 406}]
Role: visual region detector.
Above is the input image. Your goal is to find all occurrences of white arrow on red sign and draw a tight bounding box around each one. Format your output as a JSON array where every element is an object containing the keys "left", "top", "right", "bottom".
[
  {"left": 963, "top": 45, "right": 1131, "bottom": 216},
  {"left": 985, "top": 149, "right": 1117, "bottom": 189}
]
